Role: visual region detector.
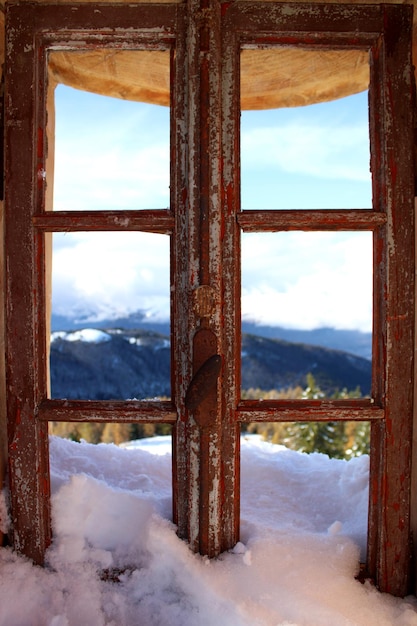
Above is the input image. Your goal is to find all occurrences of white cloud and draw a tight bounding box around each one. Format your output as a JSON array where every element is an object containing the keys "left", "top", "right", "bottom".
[
  {"left": 241, "top": 121, "right": 370, "bottom": 183},
  {"left": 52, "top": 232, "right": 170, "bottom": 321},
  {"left": 53, "top": 141, "right": 169, "bottom": 211},
  {"left": 53, "top": 230, "right": 372, "bottom": 332},
  {"left": 242, "top": 232, "right": 373, "bottom": 332}
]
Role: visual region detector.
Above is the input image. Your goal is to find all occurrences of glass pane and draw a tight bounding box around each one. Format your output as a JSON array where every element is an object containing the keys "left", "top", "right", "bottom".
[
  {"left": 50, "top": 231, "right": 170, "bottom": 400},
  {"left": 241, "top": 231, "right": 372, "bottom": 399},
  {"left": 53, "top": 82, "right": 170, "bottom": 211},
  {"left": 243, "top": 420, "right": 370, "bottom": 456},
  {"left": 49, "top": 421, "right": 172, "bottom": 446},
  {"left": 241, "top": 423, "right": 369, "bottom": 559},
  {"left": 240, "top": 50, "right": 371, "bottom": 210}
]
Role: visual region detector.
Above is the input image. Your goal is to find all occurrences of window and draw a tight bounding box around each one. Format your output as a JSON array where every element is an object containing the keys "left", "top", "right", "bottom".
[{"left": 4, "top": 1, "right": 414, "bottom": 596}]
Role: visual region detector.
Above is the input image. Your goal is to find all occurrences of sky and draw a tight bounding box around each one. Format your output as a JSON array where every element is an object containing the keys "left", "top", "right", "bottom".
[
  {"left": 1, "top": 434, "right": 417, "bottom": 625},
  {"left": 53, "top": 85, "right": 372, "bottom": 332}
]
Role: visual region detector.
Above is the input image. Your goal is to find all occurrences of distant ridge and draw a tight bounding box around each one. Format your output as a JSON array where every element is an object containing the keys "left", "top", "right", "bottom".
[
  {"left": 52, "top": 311, "right": 372, "bottom": 360},
  {"left": 50, "top": 327, "right": 371, "bottom": 401}
]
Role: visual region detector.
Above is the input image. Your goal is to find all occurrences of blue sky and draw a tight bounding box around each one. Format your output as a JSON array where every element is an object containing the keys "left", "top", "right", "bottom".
[
  {"left": 241, "top": 96, "right": 371, "bottom": 211},
  {"left": 52, "top": 85, "right": 372, "bottom": 331}
]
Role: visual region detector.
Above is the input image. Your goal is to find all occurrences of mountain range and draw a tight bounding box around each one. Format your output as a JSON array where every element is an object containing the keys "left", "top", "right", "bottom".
[
  {"left": 50, "top": 325, "right": 371, "bottom": 401},
  {"left": 51, "top": 311, "right": 372, "bottom": 359}
]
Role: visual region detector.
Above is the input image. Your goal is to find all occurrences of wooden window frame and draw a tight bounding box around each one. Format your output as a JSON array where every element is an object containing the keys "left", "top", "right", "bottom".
[
  {"left": 223, "top": 3, "right": 415, "bottom": 596},
  {"left": 4, "top": 0, "right": 415, "bottom": 597}
]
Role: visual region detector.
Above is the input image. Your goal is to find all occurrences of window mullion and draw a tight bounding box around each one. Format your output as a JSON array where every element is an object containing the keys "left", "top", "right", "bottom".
[
  {"left": 173, "top": 0, "right": 240, "bottom": 558},
  {"left": 33, "top": 210, "right": 174, "bottom": 234},
  {"left": 238, "top": 209, "right": 386, "bottom": 232}
]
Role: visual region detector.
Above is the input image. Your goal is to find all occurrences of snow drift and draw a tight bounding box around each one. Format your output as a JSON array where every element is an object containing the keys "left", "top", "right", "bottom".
[{"left": 1, "top": 435, "right": 416, "bottom": 625}]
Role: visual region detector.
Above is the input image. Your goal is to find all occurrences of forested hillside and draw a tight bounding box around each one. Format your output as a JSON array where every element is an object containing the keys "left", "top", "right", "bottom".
[
  {"left": 50, "top": 327, "right": 371, "bottom": 458},
  {"left": 50, "top": 328, "right": 371, "bottom": 401}
]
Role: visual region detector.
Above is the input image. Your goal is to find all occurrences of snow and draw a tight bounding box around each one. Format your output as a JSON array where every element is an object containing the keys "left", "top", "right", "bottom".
[
  {"left": 51, "top": 329, "right": 111, "bottom": 344},
  {"left": 1, "top": 435, "right": 417, "bottom": 625}
]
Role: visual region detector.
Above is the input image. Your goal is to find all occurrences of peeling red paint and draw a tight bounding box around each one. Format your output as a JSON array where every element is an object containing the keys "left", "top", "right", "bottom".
[{"left": 389, "top": 157, "right": 398, "bottom": 186}]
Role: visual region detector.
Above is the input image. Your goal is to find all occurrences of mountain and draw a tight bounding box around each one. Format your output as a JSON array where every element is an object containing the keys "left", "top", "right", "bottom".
[
  {"left": 51, "top": 311, "right": 170, "bottom": 337},
  {"left": 50, "top": 329, "right": 170, "bottom": 401},
  {"left": 241, "top": 334, "right": 370, "bottom": 395},
  {"left": 51, "top": 311, "right": 371, "bottom": 359},
  {"left": 241, "top": 322, "right": 372, "bottom": 360},
  {"left": 50, "top": 327, "right": 371, "bottom": 401}
]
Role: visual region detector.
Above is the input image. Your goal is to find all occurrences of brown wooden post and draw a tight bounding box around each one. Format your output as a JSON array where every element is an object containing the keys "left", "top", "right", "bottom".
[
  {"left": 368, "top": 5, "right": 415, "bottom": 596},
  {"left": 173, "top": 0, "right": 240, "bottom": 556},
  {"left": 221, "top": 5, "right": 241, "bottom": 553},
  {"left": 0, "top": 189, "right": 7, "bottom": 549},
  {"left": 4, "top": 5, "right": 51, "bottom": 563},
  {"left": 413, "top": 194, "right": 417, "bottom": 595},
  {"left": 0, "top": 6, "right": 7, "bottom": 550}
]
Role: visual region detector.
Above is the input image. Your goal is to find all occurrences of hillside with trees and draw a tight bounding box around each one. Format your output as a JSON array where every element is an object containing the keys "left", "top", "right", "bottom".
[
  {"left": 50, "top": 328, "right": 371, "bottom": 401},
  {"left": 50, "top": 326, "right": 371, "bottom": 459}
]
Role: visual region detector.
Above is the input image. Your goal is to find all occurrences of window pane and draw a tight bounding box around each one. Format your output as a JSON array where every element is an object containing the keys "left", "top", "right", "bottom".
[
  {"left": 49, "top": 421, "right": 172, "bottom": 447},
  {"left": 241, "top": 231, "right": 372, "bottom": 399},
  {"left": 53, "top": 81, "right": 170, "bottom": 211},
  {"left": 240, "top": 50, "right": 371, "bottom": 210},
  {"left": 240, "top": 426, "right": 369, "bottom": 559},
  {"left": 50, "top": 231, "right": 170, "bottom": 400}
]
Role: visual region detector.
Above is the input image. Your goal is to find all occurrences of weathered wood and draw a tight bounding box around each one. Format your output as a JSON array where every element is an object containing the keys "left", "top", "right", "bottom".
[
  {"left": 237, "top": 399, "right": 384, "bottom": 423},
  {"left": 173, "top": 0, "right": 240, "bottom": 557},
  {"left": 0, "top": 203, "right": 6, "bottom": 549},
  {"left": 5, "top": 6, "right": 51, "bottom": 563},
  {"left": 33, "top": 210, "right": 174, "bottom": 234},
  {"left": 238, "top": 210, "right": 386, "bottom": 232},
  {"left": 224, "top": 1, "right": 384, "bottom": 43},
  {"left": 366, "top": 4, "right": 415, "bottom": 597},
  {"left": 185, "top": 353, "right": 221, "bottom": 417},
  {"left": 170, "top": 1, "right": 189, "bottom": 544},
  {"left": 221, "top": 10, "right": 242, "bottom": 554},
  {"left": 38, "top": 399, "right": 176, "bottom": 423},
  {"left": 7, "top": 1, "right": 180, "bottom": 36}
]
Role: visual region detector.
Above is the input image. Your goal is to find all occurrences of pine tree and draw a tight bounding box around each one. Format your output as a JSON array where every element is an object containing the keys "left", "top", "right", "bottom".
[
  {"left": 282, "top": 374, "right": 347, "bottom": 458},
  {"left": 344, "top": 421, "right": 370, "bottom": 458}
]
